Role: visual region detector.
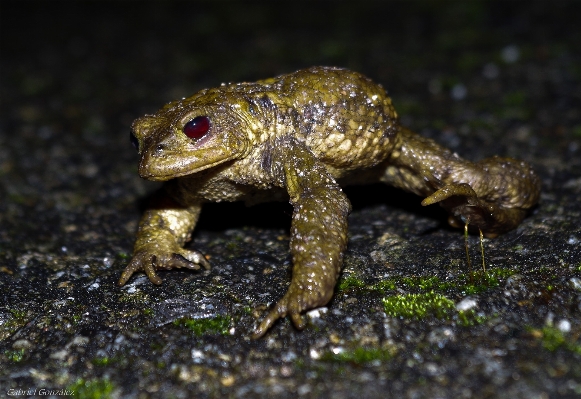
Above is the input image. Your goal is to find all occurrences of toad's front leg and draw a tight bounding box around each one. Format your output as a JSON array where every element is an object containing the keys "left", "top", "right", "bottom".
[
  {"left": 118, "top": 195, "right": 209, "bottom": 286},
  {"left": 253, "top": 138, "right": 351, "bottom": 338}
]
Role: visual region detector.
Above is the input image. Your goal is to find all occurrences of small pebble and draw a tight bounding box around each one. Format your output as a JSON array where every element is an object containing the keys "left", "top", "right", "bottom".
[
  {"left": 557, "top": 319, "right": 571, "bottom": 333},
  {"left": 456, "top": 297, "right": 478, "bottom": 312},
  {"left": 569, "top": 277, "right": 581, "bottom": 291}
]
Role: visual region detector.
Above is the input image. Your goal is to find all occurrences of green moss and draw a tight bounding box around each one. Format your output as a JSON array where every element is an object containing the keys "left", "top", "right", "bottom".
[
  {"left": 370, "top": 276, "right": 439, "bottom": 293},
  {"left": 9, "top": 309, "right": 28, "bottom": 320},
  {"left": 5, "top": 349, "right": 25, "bottom": 362},
  {"left": 173, "top": 315, "right": 231, "bottom": 336},
  {"left": 457, "top": 309, "right": 487, "bottom": 326},
  {"left": 320, "top": 347, "right": 393, "bottom": 364},
  {"left": 0, "top": 309, "right": 30, "bottom": 340},
  {"left": 445, "top": 268, "right": 516, "bottom": 295},
  {"left": 382, "top": 291, "right": 455, "bottom": 320},
  {"left": 486, "top": 268, "right": 516, "bottom": 279},
  {"left": 382, "top": 292, "right": 490, "bottom": 326},
  {"left": 372, "top": 268, "right": 515, "bottom": 296},
  {"left": 225, "top": 241, "right": 241, "bottom": 251},
  {"left": 370, "top": 279, "right": 396, "bottom": 292},
  {"left": 403, "top": 276, "right": 440, "bottom": 290},
  {"left": 91, "top": 356, "right": 118, "bottom": 367},
  {"left": 337, "top": 274, "right": 366, "bottom": 291},
  {"left": 537, "top": 326, "right": 581, "bottom": 354},
  {"left": 116, "top": 252, "right": 130, "bottom": 261},
  {"left": 142, "top": 308, "right": 154, "bottom": 317},
  {"left": 67, "top": 378, "right": 114, "bottom": 399}
]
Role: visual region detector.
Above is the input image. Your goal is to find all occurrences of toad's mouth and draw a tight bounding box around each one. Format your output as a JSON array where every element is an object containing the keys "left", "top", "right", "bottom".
[
  {"left": 138, "top": 128, "right": 247, "bottom": 181},
  {"left": 139, "top": 146, "right": 238, "bottom": 181}
]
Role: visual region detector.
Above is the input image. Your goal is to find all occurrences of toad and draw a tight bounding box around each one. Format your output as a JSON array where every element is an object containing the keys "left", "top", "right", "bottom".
[{"left": 119, "top": 67, "right": 540, "bottom": 337}]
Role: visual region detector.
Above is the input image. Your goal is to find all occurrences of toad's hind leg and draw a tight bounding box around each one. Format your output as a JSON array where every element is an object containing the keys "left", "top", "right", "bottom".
[
  {"left": 381, "top": 127, "right": 541, "bottom": 237},
  {"left": 420, "top": 181, "right": 527, "bottom": 237}
]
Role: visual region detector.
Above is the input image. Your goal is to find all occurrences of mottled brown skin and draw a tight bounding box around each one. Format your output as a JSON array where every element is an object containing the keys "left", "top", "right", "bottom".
[{"left": 119, "top": 67, "right": 541, "bottom": 337}]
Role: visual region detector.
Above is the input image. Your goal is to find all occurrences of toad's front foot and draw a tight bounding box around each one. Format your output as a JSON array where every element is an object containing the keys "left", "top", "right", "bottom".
[
  {"left": 118, "top": 246, "right": 210, "bottom": 286},
  {"left": 252, "top": 294, "right": 305, "bottom": 339},
  {"left": 421, "top": 183, "right": 526, "bottom": 237},
  {"left": 252, "top": 285, "right": 333, "bottom": 339}
]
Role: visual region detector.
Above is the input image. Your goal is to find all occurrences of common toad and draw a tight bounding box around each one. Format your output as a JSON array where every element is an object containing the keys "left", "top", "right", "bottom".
[{"left": 120, "top": 67, "right": 540, "bottom": 337}]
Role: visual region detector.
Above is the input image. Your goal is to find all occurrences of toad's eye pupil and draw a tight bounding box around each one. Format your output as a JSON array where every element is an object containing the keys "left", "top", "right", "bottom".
[{"left": 184, "top": 116, "right": 210, "bottom": 139}]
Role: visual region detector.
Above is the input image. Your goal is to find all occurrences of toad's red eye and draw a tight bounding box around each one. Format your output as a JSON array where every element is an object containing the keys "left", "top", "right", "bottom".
[{"left": 183, "top": 116, "right": 210, "bottom": 139}]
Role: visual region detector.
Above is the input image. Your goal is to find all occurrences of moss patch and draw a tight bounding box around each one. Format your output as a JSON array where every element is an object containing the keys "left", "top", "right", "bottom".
[
  {"left": 91, "top": 356, "right": 121, "bottom": 367},
  {"left": 173, "top": 315, "right": 232, "bottom": 336},
  {"left": 372, "top": 268, "right": 516, "bottom": 295},
  {"left": 320, "top": 347, "right": 394, "bottom": 364},
  {"left": 4, "top": 349, "right": 25, "bottom": 362},
  {"left": 0, "top": 309, "right": 31, "bottom": 341},
  {"left": 382, "top": 291, "right": 487, "bottom": 325},
  {"left": 441, "top": 268, "right": 516, "bottom": 295},
  {"left": 67, "top": 378, "right": 115, "bottom": 399},
  {"left": 457, "top": 309, "right": 488, "bottom": 326},
  {"left": 532, "top": 326, "right": 581, "bottom": 355},
  {"left": 337, "top": 274, "right": 366, "bottom": 291},
  {"left": 382, "top": 291, "right": 456, "bottom": 320}
]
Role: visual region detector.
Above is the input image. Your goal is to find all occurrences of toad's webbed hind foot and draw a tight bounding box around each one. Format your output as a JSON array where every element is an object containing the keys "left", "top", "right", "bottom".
[{"left": 421, "top": 182, "right": 526, "bottom": 238}]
